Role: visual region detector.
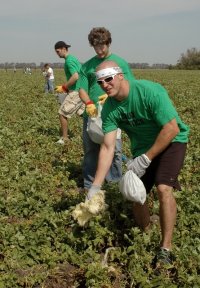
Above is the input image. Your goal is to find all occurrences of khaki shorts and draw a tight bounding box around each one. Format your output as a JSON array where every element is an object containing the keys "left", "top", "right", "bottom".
[{"left": 59, "top": 91, "right": 85, "bottom": 118}]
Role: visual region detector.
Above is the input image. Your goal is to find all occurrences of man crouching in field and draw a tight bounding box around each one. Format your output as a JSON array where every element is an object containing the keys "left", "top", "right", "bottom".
[{"left": 86, "top": 60, "right": 189, "bottom": 270}]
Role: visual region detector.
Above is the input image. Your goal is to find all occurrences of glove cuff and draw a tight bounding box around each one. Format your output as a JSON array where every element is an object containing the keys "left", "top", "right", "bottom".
[
  {"left": 62, "top": 84, "right": 68, "bottom": 92},
  {"left": 91, "top": 184, "right": 101, "bottom": 190},
  {"left": 142, "top": 154, "right": 151, "bottom": 164},
  {"left": 86, "top": 100, "right": 94, "bottom": 106}
]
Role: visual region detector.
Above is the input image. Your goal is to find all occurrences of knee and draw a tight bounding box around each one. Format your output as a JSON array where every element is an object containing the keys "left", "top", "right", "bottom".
[{"left": 157, "top": 184, "right": 175, "bottom": 203}]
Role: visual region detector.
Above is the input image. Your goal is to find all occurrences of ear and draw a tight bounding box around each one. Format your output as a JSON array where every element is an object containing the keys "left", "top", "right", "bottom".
[{"left": 118, "top": 73, "right": 124, "bottom": 80}]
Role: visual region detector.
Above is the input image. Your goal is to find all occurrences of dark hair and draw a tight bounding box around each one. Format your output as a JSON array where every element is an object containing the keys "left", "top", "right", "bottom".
[
  {"left": 88, "top": 27, "right": 112, "bottom": 46},
  {"left": 54, "top": 41, "right": 71, "bottom": 50}
]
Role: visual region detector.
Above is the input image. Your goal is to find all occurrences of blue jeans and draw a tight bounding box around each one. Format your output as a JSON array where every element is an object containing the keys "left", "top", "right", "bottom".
[
  {"left": 83, "top": 117, "right": 122, "bottom": 189},
  {"left": 45, "top": 79, "right": 54, "bottom": 93}
]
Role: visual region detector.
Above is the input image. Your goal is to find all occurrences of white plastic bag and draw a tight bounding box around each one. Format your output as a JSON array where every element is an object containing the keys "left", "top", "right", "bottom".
[
  {"left": 87, "top": 104, "right": 104, "bottom": 144},
  {"left": 87, "top": 104, "right": 121, "bottom": 144},
  {"left": 55, "top": 93, "right": 67, "bottom": 105},
  {"left": 119, "top": 170, "right": 146, "bottom": 204}
]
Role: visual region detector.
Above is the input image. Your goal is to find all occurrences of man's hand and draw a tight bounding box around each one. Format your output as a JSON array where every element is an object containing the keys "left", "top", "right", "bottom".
[
  {"left": 55, "top": 84, "right": 68, "bottom": 93},
  {"left": 86, "top": 184, "right": 101, "bottom": 200},
  {"left": 55, "top": 85, "right": 64, "bottom": 93},
  {"left": 72, "top": 190, "right": 106, "bottom": 226},
  {"left": 98, "top": 94, "right": 108, "bottom": 105},
  {"left": 86, "top": 101, "right": 97, "bottom": 117},
  {"left": 126, "top": 154, "right": 151, "bottom": 178}
]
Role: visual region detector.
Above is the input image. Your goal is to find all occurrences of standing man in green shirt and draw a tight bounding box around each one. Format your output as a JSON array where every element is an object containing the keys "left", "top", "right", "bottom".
[
  {"left": 54, "top": 41, "right": 84, "bottom": 144},
  {"left": 78, "top": 27, "right": 135, "bottom": 190},
  {"left": 87, "top": 60, "right": 189, "bottom": 269}
]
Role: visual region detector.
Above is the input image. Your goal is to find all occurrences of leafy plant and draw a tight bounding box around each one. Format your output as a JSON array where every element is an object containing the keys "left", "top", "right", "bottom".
[{"left": 0, "top": 69, "right": 199, "bottom": 287}]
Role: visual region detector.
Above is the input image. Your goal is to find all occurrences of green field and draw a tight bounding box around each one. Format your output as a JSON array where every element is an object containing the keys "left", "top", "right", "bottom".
[{"left": 0, "top": 69, "right": 199, "bottom": 287}]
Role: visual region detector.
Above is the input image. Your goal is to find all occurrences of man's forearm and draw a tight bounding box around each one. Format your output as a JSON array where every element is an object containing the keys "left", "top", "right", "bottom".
[
  {"left": 146, "top": 119, "right": 179, "bottom": 160},
  {"left": 66, "top": 73, "right": 79, "bottom": 89},
  {"left": 79, "top": 88, "right": 91, "bottom": 104}
]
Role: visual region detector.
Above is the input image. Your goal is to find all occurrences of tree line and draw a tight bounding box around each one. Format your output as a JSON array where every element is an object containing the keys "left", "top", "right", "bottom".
[
  {"left": 0, "top": 62, "right": 64, "bottom": 70},
  {"left": 176, "top": 48, "right": 200, "bottom": 70},
  {"left": 1, "top": 48, "right": 199, "bottom": 70}
]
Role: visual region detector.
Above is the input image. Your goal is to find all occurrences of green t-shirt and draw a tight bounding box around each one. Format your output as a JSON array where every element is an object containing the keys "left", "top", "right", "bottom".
[
  {"left": 78, "top": 53, "right": 135, "bottom": 116},
  {"left": 101, "top": 79, "right": 189, "bottom": 157},
  {"left": 64, "top": 54, "right": 81, "bottom": 91}
]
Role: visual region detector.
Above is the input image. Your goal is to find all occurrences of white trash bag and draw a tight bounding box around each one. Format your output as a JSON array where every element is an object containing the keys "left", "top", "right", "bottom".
[
  {"left": 55, "top": 93, "right": 67, "bottom": 105},
  {"left": 119, "top": 170, "right": 146, "bottom": 204},
  {"left": 87, "top": 104, "right": 122, "bottom": 144},
  {"left": 87, "top": 104, "right": 104, "bottom": 144}
]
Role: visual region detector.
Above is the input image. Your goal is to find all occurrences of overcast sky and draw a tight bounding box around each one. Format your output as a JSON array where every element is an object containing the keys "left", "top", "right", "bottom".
[{"left": 1, "top": 0, "right": 200, "bottom": 65}]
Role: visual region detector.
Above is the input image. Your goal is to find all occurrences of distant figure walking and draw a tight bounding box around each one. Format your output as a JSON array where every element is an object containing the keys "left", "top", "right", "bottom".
[
  {"left": 24, "top": 67, "right": 32, "bottom": 75},
  {"left": 42, "top": 63, "right": 55, "bottom": 93}
]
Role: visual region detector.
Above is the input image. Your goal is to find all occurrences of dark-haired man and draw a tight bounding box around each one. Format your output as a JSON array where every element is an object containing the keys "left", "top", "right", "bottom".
[{"left": 54, "top": 41, "right": 84, "bottom": 144}]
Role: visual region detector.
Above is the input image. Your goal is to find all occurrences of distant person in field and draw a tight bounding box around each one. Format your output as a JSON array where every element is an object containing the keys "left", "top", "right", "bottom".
[
  {"left": 78, "top": 26, "right": 135, "bottom": 191},
  {"left": 42, "top": 63, "right": 54, "bottom": 93},
  {"left": 54, "top": 41, "right": 85, "bottom": 144},
  {"left": 86, "top": 60, "right": 189, "bottom": 270},
  {"left": 24, "top": 67, "right": 32, "bottom": 75}
]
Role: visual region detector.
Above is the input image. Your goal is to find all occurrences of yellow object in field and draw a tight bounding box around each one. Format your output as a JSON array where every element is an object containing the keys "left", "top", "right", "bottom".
[{"left": 72, "top": 190, "right": 107, "bottom": 226}]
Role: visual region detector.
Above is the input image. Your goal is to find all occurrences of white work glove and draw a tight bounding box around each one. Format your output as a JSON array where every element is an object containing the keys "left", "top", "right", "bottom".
[
  {"left": 126, "top": 154, "right": 151, "bottom": 178},
  {"left": 72, "top": 190, "right": 106, "bottom": 226},
  {"left": 86, "top": 184, "right": 101, "bottom": 201}
]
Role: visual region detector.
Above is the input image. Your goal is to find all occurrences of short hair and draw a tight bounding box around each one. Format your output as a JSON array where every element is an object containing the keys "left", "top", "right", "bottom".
[
  {"left": 88, "top": 27, "right": 112, "bottom": 46},
  {"left": 54, "top": 41, "right": 71, "bottom": 50}
]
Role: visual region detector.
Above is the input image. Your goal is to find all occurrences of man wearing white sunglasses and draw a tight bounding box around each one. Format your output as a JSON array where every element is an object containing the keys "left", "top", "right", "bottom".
[{"left": 87, "top": 60, "right": 189, "bottom": 270}]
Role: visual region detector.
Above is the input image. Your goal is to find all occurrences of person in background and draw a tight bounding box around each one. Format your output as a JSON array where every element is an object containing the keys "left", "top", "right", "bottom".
[
  {"left": 87, "top": 60, "right": 189, "bottom": 269},
  {"left": 78, "top": 27, "right": 135, "bottom": 191},
  {"left": 54, "top": 41, "right": 85, "bottom": 144},
  {"left": 43, "top": 63, "right": 54, "bottom": 93}
]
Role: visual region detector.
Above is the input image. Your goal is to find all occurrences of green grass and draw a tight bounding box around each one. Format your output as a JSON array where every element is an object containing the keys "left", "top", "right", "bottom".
[{"left": 0, "top": 69, "right": 199, "bottom": 287}]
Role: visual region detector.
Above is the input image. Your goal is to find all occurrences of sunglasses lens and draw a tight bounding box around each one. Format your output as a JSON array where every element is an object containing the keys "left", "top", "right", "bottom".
[
  {"left": 97, "top": 75, "right": 115, "bottom": 85},
  {"left": 105, "top": 76, "right": 114, "bottom": 83}
]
